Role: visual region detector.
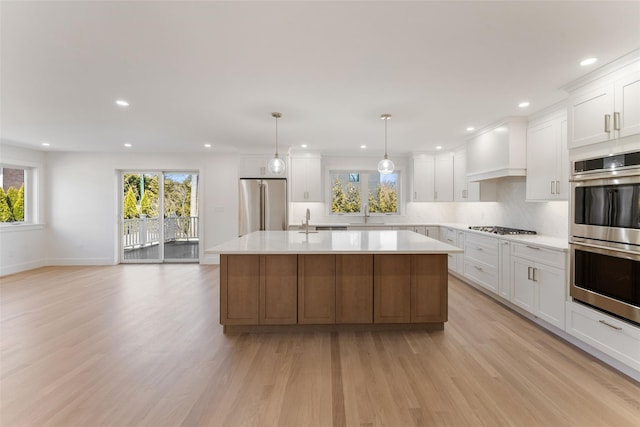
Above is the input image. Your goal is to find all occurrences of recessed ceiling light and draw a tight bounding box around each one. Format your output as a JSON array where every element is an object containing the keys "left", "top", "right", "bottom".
[
  {"left": 518, "top": 101, "right": 530, "bottom": 108},
  {"left": 116, "top": 99, "right": 130, "bottom": 107},
  {"left": 435, "top": 145, "right": 442, "bottom": 150},
  {"left": 360, "top": 145, "right": 367, "bottom": 149},
  {"left": 124, "top": 143, "right": 132, "bottom": 148},
  {"left": 495, "top": 127, "right": 507, "bottom": 132},
  {"left": 580, "top": 57, "right": 598, "bottom": 66},
  {"left": 41, "top": 142, "right": 50, "bottom": 147},
  {"left": 301, "top": 144, "right": 308, "bottom": 148},
  {"left": 466, "top": 127, "right": 475, "bottom": 132},
  {"left": 204, "top": 143, "right": 212, "bottom": 148}
]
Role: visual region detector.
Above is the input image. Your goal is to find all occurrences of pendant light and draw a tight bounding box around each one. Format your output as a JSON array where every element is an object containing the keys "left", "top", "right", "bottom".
[
  {"left": 267, "top": 112, "right": 286, "bottom": 175},
  {"left": 377, "top": 113, "right": 394, "bottom": 174}
]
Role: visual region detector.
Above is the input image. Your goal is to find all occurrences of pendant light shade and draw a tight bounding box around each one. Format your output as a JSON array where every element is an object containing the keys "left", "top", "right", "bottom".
[
  {"left": 267, "top": 112, "right": 286, "bottom": 175},
  {"left": 378, "top": 113, "right": 394, "bottom": 174}
]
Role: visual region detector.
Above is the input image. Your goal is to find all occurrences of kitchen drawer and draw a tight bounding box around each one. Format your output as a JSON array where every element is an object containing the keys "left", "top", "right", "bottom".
[
  {"left": 464, "top": 259, "right": 498, "bottom": 294},
  {"left": 512, "top": 242, "right": 565, "bottom": 268},
  {"left": 566, "top": 301, "right": 640, "bottom": 372},
  {"left": 464, "top": 244, "right": 498, "bottom": 267},
  {"left": 465, "top": 232, "right": 499, "bottom": 250}
]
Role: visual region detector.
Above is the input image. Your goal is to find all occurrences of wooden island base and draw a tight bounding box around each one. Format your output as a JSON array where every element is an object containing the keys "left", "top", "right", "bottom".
[{"left": 220, "top": 253, "right": 448, "bottom": 332}]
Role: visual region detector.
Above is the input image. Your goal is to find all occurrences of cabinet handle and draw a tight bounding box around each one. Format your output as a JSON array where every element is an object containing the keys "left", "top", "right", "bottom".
[
  {"left": 474, "top": 265, "right": 483, "bottom": 271},
  {"left": 551, "top": 181, "right": 555, "bottom": 195},
  {"left": 525, "top": 245, "right": 541, "bottom": 250},
  {"left": 604, "top": 114, "right": 611, "bottom": 133},
  {"left": 527, "top": 266, "right": 533, "bottom": 280},
  {"left": 477, "top": 247, "right": 483, "bottom": 251},
  {"left": 463, "top": 189, "right": 468, "bottom": 199},
  {"left": 614, "top": 112, "right": 621, "bottom": 131},
  {"left": 414, "top": 192, "right": 417, "bottom": 200},
  {"left": 260, "top": 166, "right": 266, "bottom": 176},
  {"left": 555, "top": 181, "right": 560, "bottom": 195},
  {"left": 532, "top": 267, "right": 538, "bottom": 282},
  {"left": 598, "top": 320, "right": 622, "bottom": 331},
  {"left": 435, "top": 191, "right": 438, "bottom": 200}
]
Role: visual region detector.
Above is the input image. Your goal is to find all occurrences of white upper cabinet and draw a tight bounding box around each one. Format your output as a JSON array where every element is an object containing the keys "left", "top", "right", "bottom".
[
  {"left": 453, "top": 147, "right": 496, "bottom": 202},
  {"left": 466, "top": 118, "right": 527, "bottom": 182},
  {"left": 434, "top": 152, "right": 453, "bottom": 202},
  {"left": 290, "top": 155, "right": 322, "bottom": 202},
  {"left": 526, "top": 109, "right": 568, "bottom": 201},
  {"left": 239, "top": 154, "right": 288, "bottom": 178},
  {"left": 567, "top": 56, "right": 640, "bottom": 149},
  {"left": 412, "top": 155, "right": 435, "bottom": 202},
  {"left": 412, "top": 153, "right": 453, "bottom": 202}
]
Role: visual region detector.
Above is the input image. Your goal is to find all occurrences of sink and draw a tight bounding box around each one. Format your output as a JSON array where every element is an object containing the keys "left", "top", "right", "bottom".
[{"left": 298, "top": 231, "right": 319, "bottom": 234}]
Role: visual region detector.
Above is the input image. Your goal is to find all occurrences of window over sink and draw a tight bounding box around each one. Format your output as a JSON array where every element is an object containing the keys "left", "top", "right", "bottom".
[{"left": 329, "top": 170, "right": 400, "bottom": 215}]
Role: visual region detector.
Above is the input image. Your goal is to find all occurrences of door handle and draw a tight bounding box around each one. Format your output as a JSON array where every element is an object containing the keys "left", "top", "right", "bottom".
[
  {"left": 613, "top": 112, "right": 620, "bottom": 131},
  {"left": 604, "top": 114, "right": 611, "bottom": 133}
]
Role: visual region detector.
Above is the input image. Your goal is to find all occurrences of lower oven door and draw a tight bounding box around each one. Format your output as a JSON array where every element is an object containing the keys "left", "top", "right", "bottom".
[{"left": 570, "top": 241, "right": 640, "bottom": 324}]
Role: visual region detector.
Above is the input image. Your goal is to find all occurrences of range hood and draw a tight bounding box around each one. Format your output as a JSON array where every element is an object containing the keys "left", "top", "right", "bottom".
[{"left": 466, "top": 118, "right": 527, "bottom": 182}]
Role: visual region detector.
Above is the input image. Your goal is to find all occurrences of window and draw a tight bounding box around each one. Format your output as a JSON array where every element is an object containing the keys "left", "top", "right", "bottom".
[
  {"left": 0, "top": 166, "right": 26, "bottom": 223},
  {"left": 330, "top": 170, "right": 399, "bottom": 215}
]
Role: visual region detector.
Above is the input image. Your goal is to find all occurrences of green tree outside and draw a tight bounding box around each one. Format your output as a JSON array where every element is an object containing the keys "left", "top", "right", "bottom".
[
  {"left": 140, "top": 190, "right": 153, "bottom": 216},
  {"left": 6, "top": 187, "right": 19, "bottom": 211},
  {"left": 124, "top": 187, "right": 139, "bottom": 219},
  {"left": 13, "top": 185, "right": 24, "bottom": 221},
  {"left": 0, "top": 188, "right": 14, "bottom": 222}
]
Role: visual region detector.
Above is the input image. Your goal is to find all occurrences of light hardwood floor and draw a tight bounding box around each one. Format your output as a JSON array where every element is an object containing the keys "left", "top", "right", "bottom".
[{"left": 1, "top": 265, "right": 639, "bottom": 426}]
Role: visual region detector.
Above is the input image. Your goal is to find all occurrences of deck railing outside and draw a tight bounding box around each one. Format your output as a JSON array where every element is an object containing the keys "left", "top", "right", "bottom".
[{"left": 123, "top": 215, "right": 198, "bottom": 249}]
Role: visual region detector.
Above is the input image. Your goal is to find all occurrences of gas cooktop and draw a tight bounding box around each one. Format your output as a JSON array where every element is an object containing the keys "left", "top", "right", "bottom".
[{"left": 468, "top": 226, "right": 537, "bottom": 235}]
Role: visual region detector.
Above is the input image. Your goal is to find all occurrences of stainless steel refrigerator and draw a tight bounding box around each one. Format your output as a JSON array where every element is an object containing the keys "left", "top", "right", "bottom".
[{"left": 238, "top": 178, "right": 287, "bottom": 236}]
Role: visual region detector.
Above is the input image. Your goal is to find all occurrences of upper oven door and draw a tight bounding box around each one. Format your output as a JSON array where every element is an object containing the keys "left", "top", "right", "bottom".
[{"left": 571, "top": 173, "right": 640, "bottom": 247}]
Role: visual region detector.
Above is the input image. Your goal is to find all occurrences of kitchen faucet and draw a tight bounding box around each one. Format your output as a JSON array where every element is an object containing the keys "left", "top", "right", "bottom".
[{"left": 304, "top": 208, "right": 311, "bottom": 234}]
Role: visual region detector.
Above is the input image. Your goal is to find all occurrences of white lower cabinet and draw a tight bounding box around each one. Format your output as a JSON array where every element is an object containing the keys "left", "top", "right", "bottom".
[
  {"left": 464, "top": 232, "right": 499, "bottom": 294},
  {"left": 511, "top": 243, "right": 566, "bottom": 330},
  {"left": 442, "top": 227, "right": 464, "bottom": 275},
  {"left": 566, "top": 301, "right": 640, "bottom": 372}
]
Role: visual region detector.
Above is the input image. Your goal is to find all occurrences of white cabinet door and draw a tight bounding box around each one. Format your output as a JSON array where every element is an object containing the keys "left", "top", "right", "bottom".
[
  {"left": 568, "top": 84, "right": 615, "bottom": 148},
  {"left": 290, "top": 157, "right": 322, "bottom": 202},
  {"left": 412, "top": 156, "right": 435, "bottom": 202},
  {"left": 616, "top": 71, "right": 640, "bottom": 139},
  {"left": 434, "top": 152, "right": 453, "bottom": 202},
  {"left": 526, "top": 119, "right": 558, "bottom": 200},
  {"left": 536, "top": 263, "right": 565, "bottom": 330},
  {"left": 511, "top": 257, "right": 535, "bottom": 313},
  {"left": 526, "top": 112, "right": 568, "bottom": 201},
  {"left": 425, "top": 226, "right": 439, "bottom": 239}
]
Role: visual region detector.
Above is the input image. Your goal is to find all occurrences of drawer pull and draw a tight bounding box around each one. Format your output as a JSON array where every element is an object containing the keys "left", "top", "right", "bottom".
[
  {"left": 598, "top": 320, "right": 622, "bottom": 331},
  {"left": 477, "top": 247, "right": 483, "bottom": 251},
  {"left": 525, "top": 245, "right": 541, "bottom": 250},
  {"left": 474, "top": 266, "right": 483, "bottom": 271}
]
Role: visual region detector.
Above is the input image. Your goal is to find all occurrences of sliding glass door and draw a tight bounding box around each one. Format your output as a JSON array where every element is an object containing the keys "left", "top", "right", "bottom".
[{"left": 121, "top": 171, "right": 199, "bottom": 263}]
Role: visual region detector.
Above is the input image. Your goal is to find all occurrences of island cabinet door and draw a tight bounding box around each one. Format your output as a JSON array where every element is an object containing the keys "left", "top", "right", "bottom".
[
  {"left": 298, "top": 255, "right": 336, "bottom": 324},
  {"left": 336, "top": 254, "right": 374, "bottom": 324},
  {"left": 374, "top": 254, "right": 411, "bottom": 323},
  {"left": 220, "top": 255, "right": 260, "bottom": 325},
  {"left": 411, "top": 254, "right": 448, "bottom": 323},
  {"left": 260, "top": 255, "right": 298, "bottom": 325}
]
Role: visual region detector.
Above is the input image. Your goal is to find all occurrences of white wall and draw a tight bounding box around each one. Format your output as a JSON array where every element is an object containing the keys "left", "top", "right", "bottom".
[
  {"left": 0, "top": 144, "right": 47, "bottom": 275},
  {"left": 45, "top": 151, "right": 238, "bottom": 266}
]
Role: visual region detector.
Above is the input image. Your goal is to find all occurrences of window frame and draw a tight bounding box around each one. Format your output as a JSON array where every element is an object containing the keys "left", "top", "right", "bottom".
[
  {"left": 327, "top": 169, "right": 402, "bottom": 217},
  {"left": 0, "top": 158, "right": 43, "bottom": 229}
]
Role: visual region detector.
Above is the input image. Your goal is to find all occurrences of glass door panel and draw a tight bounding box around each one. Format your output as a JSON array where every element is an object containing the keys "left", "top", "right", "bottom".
[
  {"left": 122, "top": 172, "right": 162, "bottom": 262},
  {"left": 163, "top": 172, "right": 199, "bottom": 262}
]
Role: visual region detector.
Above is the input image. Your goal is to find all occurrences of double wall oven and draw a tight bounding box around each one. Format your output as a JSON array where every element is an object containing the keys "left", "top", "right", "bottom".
[{"left": 570, "top": 151, "right": 640, "bottom": 325}]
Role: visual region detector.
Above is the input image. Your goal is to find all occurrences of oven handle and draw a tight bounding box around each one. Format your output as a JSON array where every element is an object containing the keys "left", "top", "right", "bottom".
[{"left": 570, "top": 240, "right": 640, "bottom": 260}]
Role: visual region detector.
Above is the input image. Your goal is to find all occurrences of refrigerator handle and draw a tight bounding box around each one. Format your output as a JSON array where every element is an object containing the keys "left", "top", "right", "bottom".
[{"left": 259, "top": 182, "right": 265, "bottom": 230}]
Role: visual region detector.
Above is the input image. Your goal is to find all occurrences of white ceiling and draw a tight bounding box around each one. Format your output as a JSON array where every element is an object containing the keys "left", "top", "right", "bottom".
[{"left": 1, "top": 1, "right": 639, "bottom": 156}]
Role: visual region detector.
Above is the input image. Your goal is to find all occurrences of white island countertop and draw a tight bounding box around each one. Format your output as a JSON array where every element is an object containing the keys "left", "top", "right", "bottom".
[{"left": 206, "top": 230, "right": 463, "bottom": 255}]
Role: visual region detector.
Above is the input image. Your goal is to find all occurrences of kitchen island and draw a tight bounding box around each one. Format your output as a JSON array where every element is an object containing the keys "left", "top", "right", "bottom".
[{"left": 206, "top": 230, "right": 463, "bottom": 333}]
